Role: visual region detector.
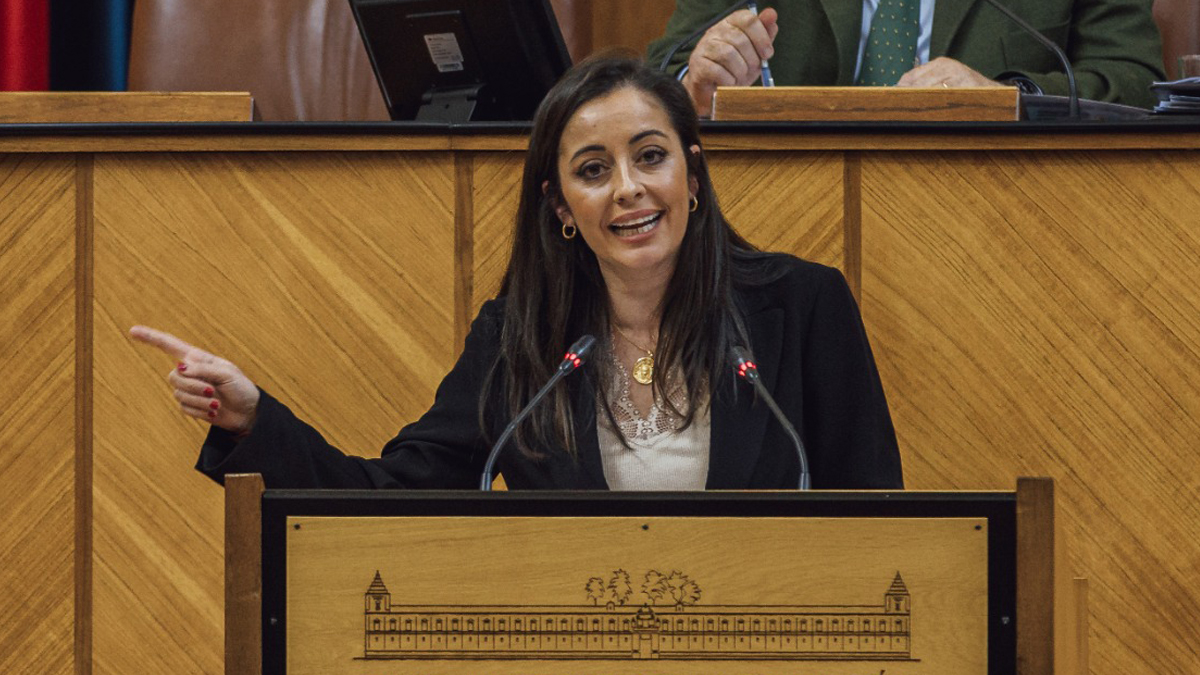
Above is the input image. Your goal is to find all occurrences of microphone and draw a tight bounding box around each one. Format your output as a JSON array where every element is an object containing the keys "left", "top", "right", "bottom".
[
  {"left": 479, "top": 334, "right": 597, "bottom": 490},
  {"left": 657, "top": 0, "right": 756, "bottom": 74},
  {"left": 731, "top": 346, "right": 811, "bottom": 490},
  {"left": 979, "top": 0, "right": 1080, "bottom": 120}
]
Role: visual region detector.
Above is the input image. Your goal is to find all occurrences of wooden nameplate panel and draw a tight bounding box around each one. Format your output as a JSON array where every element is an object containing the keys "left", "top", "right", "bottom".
[
  {"left": 711, "top": 86, "right": 1019, "bottom": 122},
  {"left": 0, "top": 91, "right": 255, "bottom": 123},
  {"left": 285, "top": 515, "right": 987, "bottom": 675}
]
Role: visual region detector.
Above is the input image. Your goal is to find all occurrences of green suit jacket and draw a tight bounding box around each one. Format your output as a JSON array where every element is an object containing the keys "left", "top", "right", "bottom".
[{"left": 647, "top": 0, "right": 1165, "bottom": 108}]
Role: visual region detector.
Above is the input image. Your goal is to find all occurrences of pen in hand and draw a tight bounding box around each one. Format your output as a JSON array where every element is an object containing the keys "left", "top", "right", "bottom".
[{"left": 747, "top": 2, "right": 775, "bottom": 87}]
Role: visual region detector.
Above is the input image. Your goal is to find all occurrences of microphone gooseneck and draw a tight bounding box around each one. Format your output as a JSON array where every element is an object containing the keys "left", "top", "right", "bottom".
[
  {"left": 658, "top": 0, "right": 756, "bottom": 73},
  {"left": 732, "top": 346, "right": 811, "bottom": 490},
  {"left": 979, "top": 0, "right": 1080, "bottom": 120},
  {"left": 479, "top": 335, "right": 597, "bottom": 490}
]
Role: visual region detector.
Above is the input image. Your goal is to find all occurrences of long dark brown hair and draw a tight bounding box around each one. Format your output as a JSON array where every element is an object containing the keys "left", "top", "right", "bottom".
[{"left": 482, "top": 55, "right": 776, "bottom": 458}]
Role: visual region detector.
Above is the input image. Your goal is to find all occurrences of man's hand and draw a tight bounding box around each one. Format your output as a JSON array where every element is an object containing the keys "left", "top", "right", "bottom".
[
  {"left": 683, "top": 7, "right": 780, "bottom": 116},
  {"left": 897, "top": 57, "right": 1000, "bottom": 88}
]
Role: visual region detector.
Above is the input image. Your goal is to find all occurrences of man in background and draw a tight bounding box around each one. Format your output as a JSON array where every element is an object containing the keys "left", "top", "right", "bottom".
[{"left": 647, "top": 0, "right": 1164, "bottom": 115}]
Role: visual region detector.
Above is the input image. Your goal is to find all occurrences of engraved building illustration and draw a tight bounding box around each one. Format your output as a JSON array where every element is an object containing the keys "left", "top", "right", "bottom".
[{"left": 362, "top": 571, "right": 913, "bottom": 661}]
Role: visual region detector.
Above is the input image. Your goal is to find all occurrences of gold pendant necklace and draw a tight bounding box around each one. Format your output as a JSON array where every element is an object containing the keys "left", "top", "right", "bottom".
[
  {"left": 631, "top": 352, "right": 655, "bottom": 386},
  {"left": 613, "top": 325, "right": 656, "bottom": 386}
]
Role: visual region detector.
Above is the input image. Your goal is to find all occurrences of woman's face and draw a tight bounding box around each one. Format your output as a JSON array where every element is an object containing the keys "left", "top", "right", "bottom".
[{"left": 553, "top": 87, "right": 698, "bottom": 284}]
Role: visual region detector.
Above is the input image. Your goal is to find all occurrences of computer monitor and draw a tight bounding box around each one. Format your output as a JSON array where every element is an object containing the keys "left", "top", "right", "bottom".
[{"left": 348, "top": 0, "right": 573, "bottom": 122}]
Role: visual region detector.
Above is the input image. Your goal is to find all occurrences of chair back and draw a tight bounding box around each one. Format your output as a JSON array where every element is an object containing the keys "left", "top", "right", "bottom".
[
  {"left": 127, "top": 0, "right": 388, "bottom": 121},
  {"left": 1154, "top": 0, "right": 1200, "bottom": 79}
]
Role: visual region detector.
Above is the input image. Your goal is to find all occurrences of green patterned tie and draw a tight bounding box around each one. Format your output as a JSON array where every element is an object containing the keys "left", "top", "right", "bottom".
[{"left": 857, "top": 0, "right": 919, "bottom": 86}]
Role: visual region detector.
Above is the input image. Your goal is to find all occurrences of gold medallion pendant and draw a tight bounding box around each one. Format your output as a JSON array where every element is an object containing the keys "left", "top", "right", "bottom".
[
  {"left": 632, "top": 354, "right": 655, "bottom": 385},
  {"left": 613, "top": 325, "right": 656, "bottom": 386}
]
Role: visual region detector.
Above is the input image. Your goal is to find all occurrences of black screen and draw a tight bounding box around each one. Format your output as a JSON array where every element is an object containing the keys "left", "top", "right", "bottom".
[{"left": 350, "top": 0, "right": 572, "bottom": 121}]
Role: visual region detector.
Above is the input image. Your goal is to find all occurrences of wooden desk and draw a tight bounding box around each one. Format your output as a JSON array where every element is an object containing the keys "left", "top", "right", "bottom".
[{"left": 2, "top": 121, "right": 1198, "bottom": 675}]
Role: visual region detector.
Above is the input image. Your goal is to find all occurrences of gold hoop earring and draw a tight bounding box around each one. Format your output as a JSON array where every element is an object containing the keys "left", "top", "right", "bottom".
[
  {"left": 561, "top": 220, "right": 577, "bottom": 240},
  {"left": 689, "top": 195, "right": 699, "bottom": 213}
]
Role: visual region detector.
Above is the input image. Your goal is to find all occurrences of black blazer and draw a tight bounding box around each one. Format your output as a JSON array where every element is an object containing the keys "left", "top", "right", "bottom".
[{"left": 198, "top": 256, "right": 903, "bottom": 490}]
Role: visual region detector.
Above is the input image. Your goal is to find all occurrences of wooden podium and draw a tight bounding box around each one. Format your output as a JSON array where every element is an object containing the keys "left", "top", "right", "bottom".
[{"left": 224, "top": 475, "right": 1076, "bottom": 675}]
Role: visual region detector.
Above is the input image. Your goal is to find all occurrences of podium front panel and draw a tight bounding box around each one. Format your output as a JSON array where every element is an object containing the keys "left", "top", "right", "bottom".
[{"left": 260, "top": 491, "right": 1017, "bottom": 675}]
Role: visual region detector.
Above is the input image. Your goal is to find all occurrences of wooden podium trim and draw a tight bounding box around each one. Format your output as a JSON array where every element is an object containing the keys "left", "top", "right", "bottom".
[
  {"left": 242, "top": 487, "right": 1026, "bottom": 675},
  {"left": 226, "top": 474, "right": 264, "bottom": 675},
  {"left": 0, "top": 92, "right": 255, "bottom": 123},
  {"left": 221, "top": 485, "right": 1063, "bottom": 674},
  {"left": 711, "top": 86, "right": 1020, "bottom": 122},
  {"left": 1015, "top": 476, "right": 1054, "bottom": 675}
]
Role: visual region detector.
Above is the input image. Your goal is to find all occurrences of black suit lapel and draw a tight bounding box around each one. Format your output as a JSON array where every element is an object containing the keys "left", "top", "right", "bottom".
[
  {"left": 707, "top": 306, "right": 785, "bottom": 489},
  {"left": 570, "top": 371, "right": 610, "bottom": 489}
]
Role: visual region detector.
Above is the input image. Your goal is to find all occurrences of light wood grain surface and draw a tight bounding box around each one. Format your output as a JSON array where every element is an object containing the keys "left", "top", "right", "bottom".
[
  {"left": 860, "top": 150, "right": 1200, "bottom": 673},
  {"left": 0, "top": 155, "right": 77, "bottom": 675},
  {"left": 89, "top": 152, "right": 456, "bottom": 674},
  {"left": 709, "top": 151, "right": 845, "bottom": 270},
  {"left": 0, "top": 92, "right": 254, "bottom": 124},
  {"left": 712, "top": 86, "right": 1019, "bottom": 122},
  {"left": 2, "top": 133, "right": 1198, "bottom": 674},
  {"left": 469, "top": 153, "right": 524, "bottom": 315},
  {"left": 287, "top": 516, "right": 986, "bottom": 675}
]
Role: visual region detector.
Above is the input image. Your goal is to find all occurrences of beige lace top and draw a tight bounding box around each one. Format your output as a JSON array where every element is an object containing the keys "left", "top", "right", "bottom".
[{"left": 597, "top": 358, "right": 711, "bottom": 491}]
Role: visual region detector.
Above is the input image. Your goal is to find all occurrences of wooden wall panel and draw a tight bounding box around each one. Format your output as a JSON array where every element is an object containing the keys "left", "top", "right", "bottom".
[
  {"left": 709, "top": 152, "right": 845, "bottom": 271},
  {"left": 860, "top": 151, "right": 1200, "bottom": 674},
  {"left": 0, "top": 156, "right": 76, "bottom": 675},
  {"left": 5, "top": 132, "right": 1195, "bottom": 675},
  {"left": 470, "top": 153, "right": 524, "bottom": 315},
  {"left": 91, "top": 152, "right": 456, "bottom": 674}
]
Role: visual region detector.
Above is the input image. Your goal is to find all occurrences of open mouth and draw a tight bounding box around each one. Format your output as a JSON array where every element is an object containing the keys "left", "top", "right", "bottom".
[{"left": 609, "top": 211, "right": 662, "bottom": 237}]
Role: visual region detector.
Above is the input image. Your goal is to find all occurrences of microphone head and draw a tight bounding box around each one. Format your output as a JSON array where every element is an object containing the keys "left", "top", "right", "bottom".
[
  {"left": 730, "top": 345, "right": 758, "bottom": 379},
  {"left": 560, "top": 334, "right": 597, "bottom": 372},
  {"left": 568, "top": 334, "right": 597, "bottom": 360}
]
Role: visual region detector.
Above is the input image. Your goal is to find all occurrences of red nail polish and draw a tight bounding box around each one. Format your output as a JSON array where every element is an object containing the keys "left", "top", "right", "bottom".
[
  {"left": 207, "top": 410, "right": 216, "bottom": 418},
  {"left": 209, "top": 400, "right": 220, "bottom": 410},
  {"left": 177, "top": 362, "right": 187, "bottom": 372},
  {"left": 203, "top": 386, "right": 214, "bottom": 397}
]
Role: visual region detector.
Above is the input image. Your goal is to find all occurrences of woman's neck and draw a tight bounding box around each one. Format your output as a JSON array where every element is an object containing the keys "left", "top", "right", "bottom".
[{"left": 602, "top": 264, "right": 672, "bottom": 341}]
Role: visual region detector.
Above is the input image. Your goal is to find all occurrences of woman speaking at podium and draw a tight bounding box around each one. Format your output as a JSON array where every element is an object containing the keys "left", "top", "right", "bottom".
[{"left": 131, "top": 56, "right": 903, "bottom": 491}]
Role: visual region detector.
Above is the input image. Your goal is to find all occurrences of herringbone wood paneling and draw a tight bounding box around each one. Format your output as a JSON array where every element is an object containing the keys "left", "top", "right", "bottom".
[
  {"left": 8, "top": 134, "right": 1196, "bottom": 675},
  {"left": 709, "top": 152, "right": 844, "bottom": 270},
  {"left": 91, "top": 152, "right": 456, "bottom": 674},
  {"left": 471, "top": 153, "right": 524, "bottom": 314},
  {"left": 0, "top": 155, "right": 76, "bottom": 675},
  {"left": 861, "top": 151, "right": 1200, "bottom": 674}
]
